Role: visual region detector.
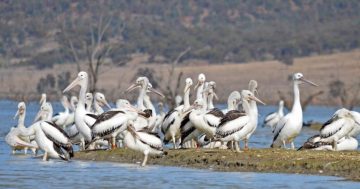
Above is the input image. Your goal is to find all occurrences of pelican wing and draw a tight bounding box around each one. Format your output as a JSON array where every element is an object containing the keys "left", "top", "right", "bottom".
[
  {"left": 203, "top": 109, "right": 224, "bottom": 128},
  {"left": 84, "top": 113, "right": 98, "bottom": 127},
  {"left": 320, "top": 118, "right": 345, "bottom": 138},
  {"left": 219, "top": 110, "right": 246, "bottom": 127},
  {"left": 161, "top": 110, "right": 179, "bottom": 134},
  {"left": 91, "top": 111, "right": 127, "bottom": 137},
  {"left": 206, "top": 108, "right": 224, "bottom": 118},
  {"left": 272, "top": 115, "right": 289, "bottom": 142},
  {"left": 41, "top": 121, "right": 70, "bottom": 146},
  {"left": 137, "top": 132, "right": 163, "bottom": 150},
  {"left": 264, "top": 112, "right": 277, "bottom": 124},
  {"left": 216, "top": 114, "right": 250, "bottom": 137}
]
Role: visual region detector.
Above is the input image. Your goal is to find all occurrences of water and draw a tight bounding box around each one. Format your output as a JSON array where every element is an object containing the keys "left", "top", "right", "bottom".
[{"left": 1, "top": 100, "right": 359, "bottom": 189}]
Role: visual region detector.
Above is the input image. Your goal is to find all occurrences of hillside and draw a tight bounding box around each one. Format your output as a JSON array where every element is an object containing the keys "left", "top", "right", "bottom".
[
  {"left": 1, "top": 49, "right": 359, "bottom": 107},
  {"left": 0, "top": 0, "right": 359, "bottom": 68}
]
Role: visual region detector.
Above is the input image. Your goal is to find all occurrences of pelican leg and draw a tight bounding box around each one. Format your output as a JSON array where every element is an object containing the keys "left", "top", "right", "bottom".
[
  {"left": 111, "top": 137, "right": 116, "bottom": 150},
  {"left": 282, "top": 140, "right": 287, "bottom": 149},
  {"left": 80, "top": 138, "right": 85, "bottom": 151},
  {"left": 191, "top": 139, "right": 196, "bottom": 148},
  {"left": 42, "top": 152, "right": 48, "bottom": 161},
  {"left": 235, "top": 141, "right": 242, "bottom": 153},
  {"left": 141, "top": 150, "right": 149, "bottom": 167},
  {"left": 24, "top": 147, "right": 28, "bottom": 155},
  {"left": 291, "top": 142, "right": 295, "bottom": 150},
  {"left": 333, "top": 139, "right": 338, "bottom": 151},
  {"left": 210, "top": 139, "right": 215, "bottom": 149},
  {"left": 244, "top": 139, "right": 249, "bottom": 151},
  {"left": 172, "top": 135, "right": 177, "bottom": 149},
  {"left": 12, "top": 149, "right": 15, "bottom": 154}
]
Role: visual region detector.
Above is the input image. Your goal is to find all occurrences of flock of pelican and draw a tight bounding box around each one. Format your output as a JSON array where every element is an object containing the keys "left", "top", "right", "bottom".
[{"left": 5, "top": 71, "right": 360, "bottom": 166}]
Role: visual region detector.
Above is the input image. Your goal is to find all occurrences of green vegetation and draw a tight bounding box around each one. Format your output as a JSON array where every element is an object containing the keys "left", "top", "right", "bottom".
[{"left": 0, "top": 0, "right": 360, "bottom": 67}]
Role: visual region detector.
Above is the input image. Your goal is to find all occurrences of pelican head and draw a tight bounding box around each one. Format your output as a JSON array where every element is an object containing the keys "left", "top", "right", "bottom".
[
  {"left": 34, "top": 102, "right": 53, "bottom": 122},
  {"left": 95, "top": 92, "right": 111, "bottom": 109},
  {"left": 293, "top": 73, "right": 318, "bottom": 87},
  {"left": 40, "top": 93, "right": 47, "bottom": 105},
  {"left": 194, "top": 73, "right": 206, "bottom": 90},
  {"left": 182, "top": 99, "right": 205, "bottom": 114},
  {"left": 241, "top": 90, "right": 266, "bottom": 105},
  {"left": 63, "top": 71, "right": 88, "bottom": 93},
  {"left": 248, "top": 80, "right": 258, "bottom": 96},
  {"left": 85, "top": 93, "right": 93, "bottom": 102},
  {"left": 279, "top": 100, "right": 284, "bottom": 107},
  {"left": 116, "top": 99, "right": 141, "bottom": 113},
  {"left": 14, "top": 102, "right": 26, "bottom": 119},
  {"left": 228, "top": 91, "right": 241, "bottom": 107},
  {"left": 334, "top": 108, "right": 352, "bottom": 118},
  {"left": 184, "top": 78, "right": 193, "bottom": 94}
]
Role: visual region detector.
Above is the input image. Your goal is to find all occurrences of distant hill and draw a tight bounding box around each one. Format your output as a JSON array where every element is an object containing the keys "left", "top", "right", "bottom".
[{"left": 0, "top": 0, "right": 359, "bottom": 68}]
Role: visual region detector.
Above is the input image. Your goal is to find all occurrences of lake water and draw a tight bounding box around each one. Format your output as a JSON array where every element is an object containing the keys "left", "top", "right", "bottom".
[{"left": 1, "top": 100, "right": 360, "bottom": 189}]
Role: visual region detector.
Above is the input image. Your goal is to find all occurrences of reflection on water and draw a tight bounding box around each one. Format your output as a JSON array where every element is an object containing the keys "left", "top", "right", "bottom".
[{"left": 0, "top": 100, "right": 360, "bottom": 189}]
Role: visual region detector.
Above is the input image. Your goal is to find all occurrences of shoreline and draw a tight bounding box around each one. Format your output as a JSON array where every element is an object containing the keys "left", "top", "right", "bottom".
[{"left": 74, "top": 148, "right": 360, "bottom": 181}]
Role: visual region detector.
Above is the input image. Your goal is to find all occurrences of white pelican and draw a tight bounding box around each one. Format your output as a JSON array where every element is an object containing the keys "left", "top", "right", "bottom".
[
  {"left": 194, "top": 73, "right": 206, "bottom": 100},
  {"left": 349, "top": 111, "right": 360, "bottom": 137},
  {"left": 271, "top": 73, "right": 318, "bottom": 149},
  {"left": 124, "top": 120, "right": 166, "bottom": 166},
  {"left": 126, "top": 77, "right": 164, "bottom": 130},
  {"left": 189, "top": 83, "right": 224, "bottom": 141},
  {"left": 215, "top": 90, "right": 264, "bottom": 152},
  {"left": 26, "top": 102, "right": 74, "bottom": 161},
  {"left": 318, "top": 108, "right": 357, "bottom": 150},
  {"left": 5, "top": 102, "right": 38, "bottom": 154},
  {"left": 94, "top": 92, "right": 111, "bottom": 115},
  {"left": 52, "top": 96, "right": 71, "bottom": 127},
  {"left": 85, "top": 93, "right": 93, "bottom": 112},
  {"left": 222, "top": 91, "right": 241, "bottom": 114},
  {"left": 63, "top": 71, "right": 96, "bottom": 150},
  {"left": 299, "top": 134, "right": 358, "bottom": 151},
  {"left": 88, "top": 101, "right": 140, "bottom": 149},
  {"left": 162, "top": 78, "right": 193, "bottom": 149},
  {"left": 5, "top": 127, "right": 38, "bottom": 154},
  {"left": 264, "top": 100, "right": 284, "bottom": 131}
]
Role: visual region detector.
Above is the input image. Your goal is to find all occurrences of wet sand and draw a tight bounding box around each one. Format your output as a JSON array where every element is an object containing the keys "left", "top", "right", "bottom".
[{"left": 75, "top": 148, "right": 360, "bottom": 181}]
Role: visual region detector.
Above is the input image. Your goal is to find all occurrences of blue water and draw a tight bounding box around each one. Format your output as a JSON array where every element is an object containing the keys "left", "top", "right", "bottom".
[{"left": 1, "top": 100, "right": 359, "bottom": 189}]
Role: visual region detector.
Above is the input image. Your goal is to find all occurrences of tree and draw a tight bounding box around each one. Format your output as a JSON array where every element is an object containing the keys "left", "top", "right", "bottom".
[{"left": 328, "top": 79, "right": 360, "bottom": 110}]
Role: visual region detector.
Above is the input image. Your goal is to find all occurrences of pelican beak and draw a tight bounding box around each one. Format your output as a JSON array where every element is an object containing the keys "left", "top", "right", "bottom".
[
  {"left": 13, "top": 109, "right": 20, "bottom": 120},
  {"left": 40, "top": 94, "right": 46, "bottom": 104},
  {"left": 33, "top": 110, "right": 44, "bottom": 122},
  {"left": 184, "top": 85, "right": 191, "bottom": 94},
  {"left": 149, "top": 88, "right": 165, "bottom": 98},
  {"left": 300, "top": 77, "right": 318, "bottom": 87},
  {"left": 249, "top": 96, "right": 266, "bottom": 105},
  {"left": 182, "top": 105, "right": 195, "bottom": 114},
  {"left": 102, "top": 99, "right": 112, "bottom": 109},
  {"left": 125, "top": 83, "right": 141, "bottom": 93},
  {"left": 194, "top": 81, "right": 201, "bottom": 90},
  {"left": 213, "top": 92, "right": 219, "bottom": 101},
  {"left": 63, "top": 77, "right": 81, "bottom": 93}
]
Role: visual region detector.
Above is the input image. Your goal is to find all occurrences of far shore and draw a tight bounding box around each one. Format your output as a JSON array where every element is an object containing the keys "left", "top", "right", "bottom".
[{"left": 74, "top": 148, "right": 360, "bottom": 181}]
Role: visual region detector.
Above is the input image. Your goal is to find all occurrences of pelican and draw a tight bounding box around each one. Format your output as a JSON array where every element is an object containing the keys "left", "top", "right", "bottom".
[
  {"left": 318, "top": 108, "right": 356, "bottom": 150},
  {"left": 88, "top": 100, "right": 140, "bottom": 149},
  {"left": 85, "top": 93, "right": 94, "bottom": 112},
  {"left": 271, "top": 73, "right": 318, "bottom": 149},
  {"left": 162, "top": 78, "right": 193, "bottom": 149},
  {"left": 126, "top": 77, "right": 164, "bottom": 130},
  {"left": 215, "top": 90, "right": 264, "bottom": 152},
  {"left": 5, "top": 102, "right": 38, "bottom": 154},
  {"left": 194, "top": 73, "right": 206, "bottom": 100},
  {"left": 264, "top": 100, "right": 284, "bottom": 131},
  {"left": 63, "top": 71, "right": 95, "bottom": 150},
  {"left": 298, "top": 134, "right": 358, "bottom": 151},
  {"left": 94, "top": 92, "right": 111, "bottom": 115},
  {"left": 124, "top": 120, "right": 166, "bottom": 166},
  {"left": 40, "top": 93, "right": 47, "bottom": 105},
  {"left": 52, "top": 96, "right": 71, "bottom": 127},
  {"left": 349, "top": 111, "right": 360, "bottom": 137},
  {"left": 243, "top": 80, "right": 262, "bottom": 150},
  {"left": 24, "top": 102, "right": 73, "bottom": 161}
]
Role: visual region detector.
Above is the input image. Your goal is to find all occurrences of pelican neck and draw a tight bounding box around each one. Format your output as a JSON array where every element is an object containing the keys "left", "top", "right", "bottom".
[{"left": 291, "top": 81, "right": 302, "bottom": 114}]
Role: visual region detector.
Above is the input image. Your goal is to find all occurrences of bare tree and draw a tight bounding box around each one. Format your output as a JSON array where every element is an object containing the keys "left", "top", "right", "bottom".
[
  {"left": 160, "top": 47, "right": 191, "bottom": 109},
  {"left": 278, "top": 90, "right": 324, "bottom": 111},
  {"left": 328, "top": 79, "right": 360, "bottom": 110},
  {"left": 60, "top": 15, "right": 118, "bottom": 93}
]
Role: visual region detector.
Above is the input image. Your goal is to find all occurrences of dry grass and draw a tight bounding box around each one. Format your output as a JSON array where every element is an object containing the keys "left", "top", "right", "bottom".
[{"left": 1, "top": 49, "right": 359, "bottom": 104}]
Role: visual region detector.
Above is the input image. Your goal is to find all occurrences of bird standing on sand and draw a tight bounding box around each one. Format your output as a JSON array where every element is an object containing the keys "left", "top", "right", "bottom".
[{"left": 271, "top": 73, "right": 318, "bottom": 149}]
